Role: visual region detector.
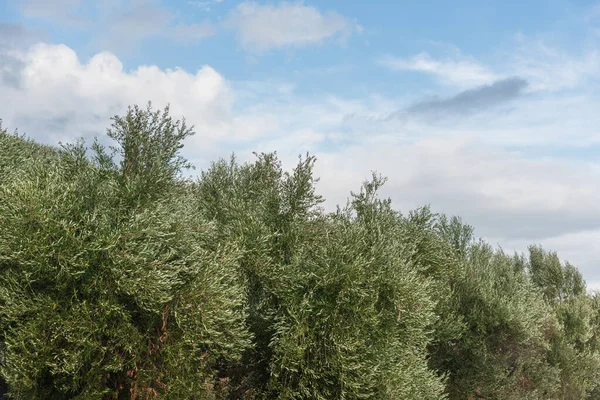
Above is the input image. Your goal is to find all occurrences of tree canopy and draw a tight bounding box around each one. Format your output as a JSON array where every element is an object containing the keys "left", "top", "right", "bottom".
[{"left": 0, "top": 105, "right": 599, "bottom": 399}]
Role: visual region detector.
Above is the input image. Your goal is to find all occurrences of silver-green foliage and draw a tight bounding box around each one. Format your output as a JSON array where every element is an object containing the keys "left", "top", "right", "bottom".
[
  {"left": 194, "top": 161, "right": 447, "bottom": 399},
  {"left": 1, "top": 107, "right": 599, "bottom": 400},
  {"left": 0, "top": 108, "right": 251, "bottom": 399},
  {"left": 528, "top": 246, "right": 600, "bottom": 400}
]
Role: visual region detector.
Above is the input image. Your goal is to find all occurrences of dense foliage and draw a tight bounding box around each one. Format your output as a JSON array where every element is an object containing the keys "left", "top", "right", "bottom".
[{"left": 0, "top": 105, "right": 599, "bottom": 399}]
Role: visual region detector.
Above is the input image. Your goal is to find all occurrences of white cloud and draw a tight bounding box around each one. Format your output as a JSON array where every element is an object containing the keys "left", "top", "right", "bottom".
[
  {"left": 16, "top": 0, "right": 358, "bottom": 53},
  {"left": 96, "top": 0, "right": 216, "bottom": 51},
  {"left": 380, "top": 38, "right": 600, "bottom": 92},
  {"left": 0, "top": 43, "right": 232, "bottom": 148},
  {"left": 310, "top": 136, "right": 600, "bottom": 237},
  {"left": 224, "top": 1, "right": 360, "bottom": 52},
  {"left": 379, "top": 52, "right": 499, "bottom": 88},
  {"left": 508, "top": 35, "right": 600, "bottom": 91}
]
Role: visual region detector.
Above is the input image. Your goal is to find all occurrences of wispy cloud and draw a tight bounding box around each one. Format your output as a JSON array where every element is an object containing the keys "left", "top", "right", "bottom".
[
  {"left": 15, "top": 0, "right": 360, "bottom": 54},
  {"left": 388, "top": 77, "right": 528, "bottom": 120},
  {"left": 188, "top": 0, "right": 224, "bottom": 12},
  {"left": 379, "top": 52, "right": 498, "bottom": 88},
  {"left": 0, "top": 22, "right": 46, "bottom": 49},
  {"left": 15, "top": 0, "right": 216, "bottom": 52},
  {"left": 224, "top": 1, "right": 361, "bottom": 52},
  {"left": 17, "top": 0, "right": 85, "bottom": 26},
  {"left": 509, "top": 34, "right": 600, "bottom": 91},
  {"left": 101, "top": 1, "right": 216, "bottom": 50},
  {"left": 381, "top": 37, "right": 600, "bottom": 93}
]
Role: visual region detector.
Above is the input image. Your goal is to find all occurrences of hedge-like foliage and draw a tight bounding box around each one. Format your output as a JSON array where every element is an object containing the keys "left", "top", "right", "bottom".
[{"left": 0, "top": 106, "right": 599, "bottom": 399}]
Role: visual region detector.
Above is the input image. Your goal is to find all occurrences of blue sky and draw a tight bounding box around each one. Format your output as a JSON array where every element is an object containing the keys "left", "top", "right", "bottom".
[
  {"left": 4, "top": 0, "right": 597, "bottom": 94},
  {"left": 1, "top": 0, "right": 600, "bottom": 287}
]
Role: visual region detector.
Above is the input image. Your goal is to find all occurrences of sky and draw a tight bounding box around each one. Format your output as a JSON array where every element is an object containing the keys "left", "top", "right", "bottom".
[{"left": 1, "top": 0, "right": 599, "bottom": 288}]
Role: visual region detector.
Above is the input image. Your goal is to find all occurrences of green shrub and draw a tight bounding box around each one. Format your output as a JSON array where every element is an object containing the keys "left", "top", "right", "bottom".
[{"left": 1, "top": 105, "right": 598, "bottom": 399}]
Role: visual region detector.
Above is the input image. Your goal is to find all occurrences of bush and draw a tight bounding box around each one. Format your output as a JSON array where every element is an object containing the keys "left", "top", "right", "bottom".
[{"left": 1, "top": 105, "right": 598, "bottom": 399}]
